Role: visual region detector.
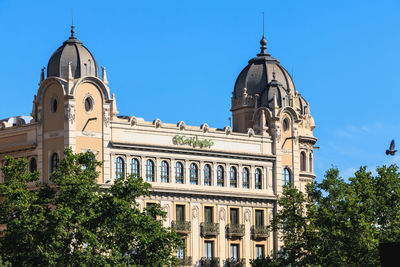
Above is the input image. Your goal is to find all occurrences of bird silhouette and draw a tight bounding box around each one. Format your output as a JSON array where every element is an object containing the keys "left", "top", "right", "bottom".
[{"left": 386, "top": 139, "right": 397, "bottom": 156}]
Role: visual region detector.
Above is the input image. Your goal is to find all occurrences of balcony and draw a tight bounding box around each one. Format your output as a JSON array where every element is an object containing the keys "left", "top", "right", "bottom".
[
  {"left": 226, "top": 224, "right": 245, "bottom": 238},
  {"left": 252, "top": 225, "right": 269, "bottom": 239},
  {"left": 177, "top": 256, "right": 192, "bottom": 266},
  {"left": 200, "top": 222, "right": 219, "bottom": 237},
  {"left": 200, "top": 257, "right": 220, "bottom": 267},
  {"left": 226, "top": 258, "right": 245, "bottom": 267},
  {"left": 172, "top": 221, "right": 191, "bottom": 234}
]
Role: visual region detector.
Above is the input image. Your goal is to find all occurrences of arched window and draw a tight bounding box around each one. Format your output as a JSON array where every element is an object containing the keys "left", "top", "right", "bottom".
[
  {"left": 175, "top": 162, "right": 184, "bottom": 184},
  {"left": 29, "top": 157, "right": 37, "bottom": 172},
  {"left": 160, "top": 160, "right": 169, "bottom": 183},
  {"left": 204, "top": 164, "right": 212, "bottom": 186},
  {"left": 282, "top": 168, "right": 291, "bottom": 186},
  {"left": 50, "top": 153, "right": 59, "bottom": 174},
  {"left": 309, "top": 153, "right": 313, "bottom": 172},
  {"left": 283, "top": 118, "right": 290, "bottom": 131},
  {"left": 230, "top": 166, "right": 237, "bottom": 188},
  {"left": 145, "top": 159, "right": 154, "bottom": 182},
  {"left": 131, "top": 158, "right": 140, "bottom": 177},
  {"left": 115, "top": 157, "right": 124, "bottom": 179},
  {"left": 190, "top": 163, "right": 198, "bottom": 185},
  {"left": 255, "top": 168, "right": 262, "bottom": 189},
  {"left": 242, "top": 167, "right": 249, "bottom": 188},
  {"left": 217, "top": 165, "right": 224, "bottom": 187},
  {"left": 300, "top": 152, "right": 306, "bottom": 172}
]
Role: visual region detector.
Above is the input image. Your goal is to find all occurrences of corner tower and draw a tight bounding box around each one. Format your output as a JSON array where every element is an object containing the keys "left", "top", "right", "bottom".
[{"left": 32, "top": 26, "right": 113, "bottom": 183}]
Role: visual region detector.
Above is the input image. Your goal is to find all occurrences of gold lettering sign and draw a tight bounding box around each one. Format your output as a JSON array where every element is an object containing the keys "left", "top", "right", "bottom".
[{"left": 172, "top": 135, "right": 214, "bottom": 148}]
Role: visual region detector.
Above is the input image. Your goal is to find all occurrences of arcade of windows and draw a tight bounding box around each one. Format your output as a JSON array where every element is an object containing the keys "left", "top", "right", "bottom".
[{"left": 113, "top": 156, "right": 286, "bottom": 190}]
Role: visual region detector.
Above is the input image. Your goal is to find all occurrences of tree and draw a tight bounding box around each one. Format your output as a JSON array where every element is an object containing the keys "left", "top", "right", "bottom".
[
  {"left": 270, "top": 165, "right": 400, "bottom": 267},
  {"left": 0, "top": 149, "right": 183, "bottom": 266}
]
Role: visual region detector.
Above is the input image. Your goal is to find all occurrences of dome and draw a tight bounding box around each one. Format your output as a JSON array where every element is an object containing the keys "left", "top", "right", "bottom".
[
  {"left": 233, "top": 36, "right": 295, "bottom": 109},
  {"left": 47, "top": 26, "right": 99, "bottom": 80}
]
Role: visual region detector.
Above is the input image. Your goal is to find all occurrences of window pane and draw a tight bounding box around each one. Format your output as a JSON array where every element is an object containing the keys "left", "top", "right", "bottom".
[
  {"left": 230, "top": 208, "right": 238, "bottom": 225},
  {"left": 256, "top": 245, "right": 264, "bottom": 259},
  {"left": 230, "top": 244, "right": 239, "bottom": 259},
  {"left": 230, "top": 166, "right": 237, "bottom": 188},
  {"left": 217, "top": 166, "right": 224, "bottom": 187},
  {"left": 160, "top": 160, "right": 169, "bottom": 183},
  {"left": 176, "top": 205, "right": 185, "bottom": 222},
  {"left": 146, "top": 160, "right": 154, "bottom": 182},
  {"left": 255, "top": 168, "right": 262, "bottom": 189},
  {"left": 175, "top": 162, "right": 184, "bottom": 184},
  {"left": 242, "top": 168, "right": 249, "bottom": 188},
  {"left": 204, "top": 241, "right": 213, "bottom": 258},
  {"left": 115, "top": 157, "right": 124, "bottom": 179},
  {"left": 255, "top": 210, "right": 264, "bottom": 226},
  {"left": 190, "top": 163, "right": 198, "bottom": 185},
  {"left": 204, "top": 164, "right": 211, "bottom": 186},
  {"left": 205, "top": 207, "right": 213, "bottom": 223},
  {"left": 131, "top": 158, "right": 139, "bottom": 177}
]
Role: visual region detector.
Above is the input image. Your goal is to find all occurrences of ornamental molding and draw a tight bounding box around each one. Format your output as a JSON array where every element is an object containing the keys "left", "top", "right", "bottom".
[
  {"left": 64, "top": 104, "right": 75, "bottom": 123},
  {"left": 192, "top": 205, "right": 199, "bottom": 219},
  {"left": 244, "top": 209, "right": 251, "bottom": 222},
  {"left": 219, "top": 207, "right": 226, "bottom": 221}
]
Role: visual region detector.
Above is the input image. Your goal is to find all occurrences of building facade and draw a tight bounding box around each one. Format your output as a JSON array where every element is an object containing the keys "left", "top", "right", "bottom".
[{"left": 0, "top": 27, "right": 316, "bottom": 266}]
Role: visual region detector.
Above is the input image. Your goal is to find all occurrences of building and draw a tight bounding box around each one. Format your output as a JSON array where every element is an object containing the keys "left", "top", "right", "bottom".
[{"left": 0, "top": 26, "right": 316, "bottom": 266}]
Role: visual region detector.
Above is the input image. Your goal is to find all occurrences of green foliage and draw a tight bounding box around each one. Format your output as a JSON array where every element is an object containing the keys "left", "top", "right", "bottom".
[
  {"left": 250, "top": 256, "right": 281, "bottom": 267},
  {"left": 0, "top": 148, "right": 183, "bottom": 266},
  {"left": 270, "top": 165, "right": 400, "bottom": 267}
]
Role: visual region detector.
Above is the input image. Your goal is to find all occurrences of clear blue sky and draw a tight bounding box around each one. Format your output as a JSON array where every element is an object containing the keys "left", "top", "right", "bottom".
[{"left": 1, "top": 0, "right": 399, "bottom": 181}]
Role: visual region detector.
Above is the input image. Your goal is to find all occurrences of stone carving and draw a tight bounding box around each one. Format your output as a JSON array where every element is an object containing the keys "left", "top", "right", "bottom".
[
  {"left": 162, "top": 204, "right": 170, "bottom": 218},
  {"left": 219, "top": 207, "right": 226, "bottom": 221},
  {"left": 177, "top": 121, "right": 186, "bottom": 131},
  {"left": 247, "top": 128, "right": 255, "bottom": 137},
  {"left": 192, "top": 206, "right": 199, "bottom": 219},
  {"left": 153, "top": 118, "right": 162, "bottom": 128},
  {"left": 224, "top": 126, "right": 232, "bottom": 135},
  {"left": 200, "top": 123, "right": 209, "bottom": 133},
  {"left": 130, "top": 116, "right": 137, "bottom": 126},
  {"left": 103, "top": 110, "right": 110, "bottom": 127},
  {"left": 64, "top": 104, "right": 75, "bottom": 123},
  {"left": 244, "top": 209, "right": 251, "bottom": 222}
]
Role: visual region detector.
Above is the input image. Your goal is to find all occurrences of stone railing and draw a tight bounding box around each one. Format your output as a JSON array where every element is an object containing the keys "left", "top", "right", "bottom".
[
  {"left": 226, "top": 224, "right": 245, "bottom": 238},
  {"left": 252, "top": 225, "right": 269, "bottom": 239},
  {"left": 226, "top": 258, "right": 245, "bottom": 267},
  {"left": 171, "top": 221, "right": 191, "bottom": 234},
  {"left": 200, "top": 222, "right": 219, "bottom": 237},
  {"left": 200, "top": 257, "right": 220, "bottom": 267},
  {"left": 177, "top": 256, "right": 192, "bottom": 266}
]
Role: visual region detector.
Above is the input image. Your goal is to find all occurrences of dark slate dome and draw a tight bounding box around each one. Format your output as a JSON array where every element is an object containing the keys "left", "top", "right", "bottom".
[
  {"left": 234, "top": 36, "right": 294, "bottom": 108},
  {"left": 47, "top": 26, "right": 99, "bottom": 80}
]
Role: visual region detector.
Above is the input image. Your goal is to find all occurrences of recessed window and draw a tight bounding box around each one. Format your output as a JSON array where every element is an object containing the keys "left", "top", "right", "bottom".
[
  {"left": 84, "top": 95, "right": 94, "bottom": 113},
  {"left": 204, "top": 164, "right": 212, "bottom": 186},
  {"left": 50, "top": 153, "right": 59, "bottom": 173},
  {"left": 160, "top": 160, "right": 169, "bottom": 183},
  {"left": 190, "top": 163, "right": 198, "bottom": 185},
  {"left": 283, "top": 118, "right": 289, "bottom": 131},
  {"left": 50, "top": 97, "right": 58, "bottom": 113},
  {"left": 255, "top": 168, "right": 262, "bottom": 189},
  {"left": 115, "top": 157, "right": 125, "bottom": 179},
  {"left": 29, "top": 157, "right": 37, "bottom": 172},
  {"left": 145, "top": 159, "right": 155, "bottom": 182},
  {"left": 175, "top": 162, "right": 184, "bottom": 184},
  {"left": 282, "top": 168, "right": 291, "bottom": 186},
  {"left": 242, "top": 167, "right": 249, "bottom": 188}
]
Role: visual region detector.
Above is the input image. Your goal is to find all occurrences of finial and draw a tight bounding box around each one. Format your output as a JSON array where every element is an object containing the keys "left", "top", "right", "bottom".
[
  {"left": 39, "top": 67, "right": 45, "bottom": 85},
  {"left": 257, "top": 12, "right": 268, "bottom": 56},
  {"left": 70, "top": 25, "right": 75, "bottom": 38},
  {"left": 102, "top": 66, "right": 109, "bottom": 85}
]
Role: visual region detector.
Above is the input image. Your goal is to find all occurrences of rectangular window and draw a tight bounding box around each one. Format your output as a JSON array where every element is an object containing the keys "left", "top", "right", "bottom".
[
  {"left": 204, "top": 241, "right": 213, "bottom": 259},
  {"left": 176, "top": 238, "right": 185, "bottom": 259},
  {"left": 230, "top": 244, "right": 239, "bottom": 260},
  {"left": 230, "top": 208, "right": 239, "bottom": 225},
  {"left": 256, "top": 245, "right": 264, "bottom": 259},
  {"left": 205, "top": 207, "right": 213, "bottom": 224},
  {"left": 255, "top": 210, "right": 264, "bottom": 226},
  {"left": 176, "top": 205, "right": 185, "bottom": 222}
]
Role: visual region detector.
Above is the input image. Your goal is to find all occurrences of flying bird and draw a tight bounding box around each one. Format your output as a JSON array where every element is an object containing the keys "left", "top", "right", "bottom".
[{"left": 386, "top": 139, "right": 397, "bottom": 156}]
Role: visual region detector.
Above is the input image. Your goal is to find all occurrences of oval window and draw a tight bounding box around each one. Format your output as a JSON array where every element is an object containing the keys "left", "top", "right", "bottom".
[
  {"left": 84, "top": 96, "right": 94, "bottom": 113},
  {"left": 283, "top": 118, "right": 289, "bottom": 131}
]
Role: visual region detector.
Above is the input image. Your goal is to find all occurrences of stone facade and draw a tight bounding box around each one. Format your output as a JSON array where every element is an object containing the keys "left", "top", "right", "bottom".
[{"left": 0, "top": 28, "right": 316, "bottom": 266}]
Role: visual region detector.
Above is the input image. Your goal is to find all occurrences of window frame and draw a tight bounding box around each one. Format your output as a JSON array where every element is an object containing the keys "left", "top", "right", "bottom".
[
  {"left": 217, "top": 165, "right": 224, "bottom": 187},
  {"left": 242, "top": 167, "right": 249, "bottom": 188},
  {"left": 189, "top": 163, "right": 198, "bottom": 185},
  {"left": 145, "top": 159, "right": 155, "bottom": 182},
  {"left": 204, "top": 164, "right": 212, "bottom": 186},
  {"left": 255, "top": 168, "right": 262, "bottom": 189},
  {"left": 130, "top": 158, "right": 140, "bottom": 177},
  {"left": 160, "top": 160, "right": 169, "bottom": 183}
]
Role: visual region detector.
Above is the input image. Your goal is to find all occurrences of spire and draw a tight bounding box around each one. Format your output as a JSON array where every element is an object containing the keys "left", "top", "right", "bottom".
[
  {"left": 257, "top": 11, "right": 270, "bottom": 56},
  {"left": 39, "top": 67, "right": 45, "bottom": 85},
  {"left": 102, "top": 66, "right": 109, "bottom": 85},
  {"left": 70, "top": 25, "right": 76, "bottom": 39}
]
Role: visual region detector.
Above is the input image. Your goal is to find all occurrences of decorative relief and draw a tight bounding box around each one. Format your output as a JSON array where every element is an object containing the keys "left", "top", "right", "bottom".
[
  {"left": 177, "top": 121, "right": 186, "bottom": 131},
  {"left": 64, "top": 104, "right": 75, "bottom": 123},
  {"left": 247, "top": 128, "right": 255, "bottom": 138},
  {"left": 162, "top": 204, "right": 170, "bottom": 218},
  {"left": 153, "top": 118, "right": 162, "bottom": 128},
  {"left": 244, "top": 209, "right": 251, "bottom": 222},
  {"left": 200, "top": 123, "right": 209, "bottom": 133},
  {"left": 103, "top": 110, "right": 110, "bottom": 127},
  {"left": 219, "top": 207, "right": 226, "bottom": 221},
  {"left": 130, "top": 116, "right": 137, "bottom": 126},
  {"left": 192, "top": 206, "right": 199, "bottom": 219},
  {"left": 224, "top": 126, "right": 232, "bottom": 135}
]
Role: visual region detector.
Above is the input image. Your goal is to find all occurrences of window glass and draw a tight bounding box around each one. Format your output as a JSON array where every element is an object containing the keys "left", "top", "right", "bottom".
[
  {"left": 176, "top": 238, "right": 185, "bottom": 259},
  {"left": 230, "top": 208, "right": 239, "bottom": 225},
  {"left": 204, "top": 164, "right": 211, "bottom": 186},
  {"left": 255, "top": 210, "right": 264, "bottom": 226},
  {"left": 175, "top": 162, "right": 184, "bottom": 184},
  {"left": 115, "top": 157, "right": 124, "bottom": 179},
  {"left": 131, "top": 158, "right": 139, "bottom": 177},
  {"left": 256, "top": 245, "right": 264, "bottom": 259},
  {"left": 309, "top": 153, "right": 313, "bottom": 172},
  {"left": 282, "top": 168, "right": 291, "bottom": 186},
  {"left": 242, "top": 167, "right": 249, "bottom": 188},
  {"left": 204, "top": 241, "right": 213, "bottom": 259},
  {"left": 230, "top": 166, "right": 237, "bottom": 188},
  {"left": 176, "top": 205, "right": 185, "bottom": 222},
  {"left": 230, "top": 244, "right": 239, "bottom": 260},
  {"left": 145, "top": 159, "right": 154, "bottom": 182},
  {"left": 190, "top": 163, "right": 198, "bottom": 185},
  {"left": 29, "top": 158, "right": 37, "bottom": 172},
  {"left": 205, "top": 207, "right": 213, "bottom": 223},
  {"left": 217, "top": 165, "right": 224, "bottom": 187},
  {"left": 300, "top": 152, "right": 306, "bottom": 171},
  {"left": 160, "top": 160, "right": 169, "bottom": 182},
  {"left": 255, "top": 168, "right": 262, "bottom": 189},
  {"left": 50, "top": 153, "right": 59, "bottom": 174}
]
